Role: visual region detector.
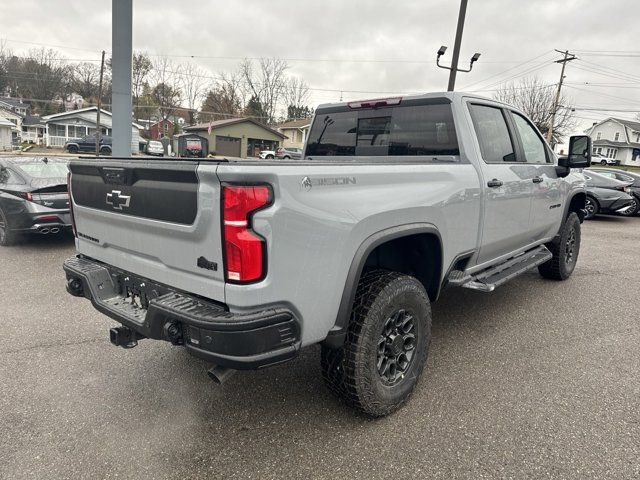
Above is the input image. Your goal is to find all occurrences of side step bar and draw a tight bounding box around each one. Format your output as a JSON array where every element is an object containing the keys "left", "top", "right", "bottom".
[{"left": 448, "top": 245, "right": 552, "bottom": 293}]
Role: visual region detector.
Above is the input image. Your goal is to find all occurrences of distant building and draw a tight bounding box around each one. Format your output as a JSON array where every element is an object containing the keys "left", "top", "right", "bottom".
[
  {"left": 64, "top": 93, "right": 85, "bottom": 111},
  {"left": 0, "top": 107, "right": 23, "bottom": 144},
  {"left": 42, "top": 106, "right": 143, "bottom": 154},
  {"left": 0, "top": 115, "right": 14, "bottom": 150},
  {"left": 586, "top": 118, "right": 640, "bottom": 166},
  {"left": 21, "top": 115, "right": 46, "bottom": 145},
  {"left": 184, "top": 118, "right": 286, "bottom": 158},
  {"left": 277, "top": 118, "right": 312, "bottom": 149},
  {"left": 0, "top": 97, "right": 30, "bottom": 116}
]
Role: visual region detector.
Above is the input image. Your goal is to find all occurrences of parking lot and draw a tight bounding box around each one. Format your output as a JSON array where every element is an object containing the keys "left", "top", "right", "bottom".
[{"left": 1, "top": 216, "right": 639, "bottom": 479}]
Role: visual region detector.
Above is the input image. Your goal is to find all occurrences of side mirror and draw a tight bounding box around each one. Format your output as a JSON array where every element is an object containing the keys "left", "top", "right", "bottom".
[{"left": 558, "top": 135, "right": 591, "bottom": 169}]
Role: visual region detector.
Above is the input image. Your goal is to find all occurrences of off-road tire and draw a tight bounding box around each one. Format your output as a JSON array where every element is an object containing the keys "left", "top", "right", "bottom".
[
  {"left": 538, "top": 212, "right": 581, "bottom": 280},
  {"left": 0, "top": 207, "right": 18, "bottom": 246},
  {"left": 321, "top": 270, "right": 432, "bottom": 417},
  {"left": 100, "top": 146, "right": 112, "bottom": 155},
  {"left": 67, "top": 145, "right": 79, "bottom": 154}
]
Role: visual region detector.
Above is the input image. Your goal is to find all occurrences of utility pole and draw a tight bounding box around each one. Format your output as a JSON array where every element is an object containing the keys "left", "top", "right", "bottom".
[
  {"left": 448, "top": 0, "right": 468, "bottom": 91},
  {"left": 95, "top": 50, "right": 105, "bottom": 156},
  {"left": 546, "top": 49, "right": 576, "bottom": 144},
  {"left": 436, "top": 0, "right": 481, "bottom": 91}
]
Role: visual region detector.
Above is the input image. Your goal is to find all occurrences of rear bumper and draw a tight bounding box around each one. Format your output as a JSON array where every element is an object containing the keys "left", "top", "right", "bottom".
[{"left": 63, "top": 256, "right": 300, "bottom": 369}]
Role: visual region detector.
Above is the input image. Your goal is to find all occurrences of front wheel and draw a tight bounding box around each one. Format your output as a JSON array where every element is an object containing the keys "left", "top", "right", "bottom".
[
  {"left": 600, "top": 160, "right": 607, "bottom": 165},
  {"left": 321, "top": 270, "right": 431, "bottom": 417},
  {"left": 619, "top": 197, "right": 639, "bottom": 217},
  {"left": 539, "top": 212, "right": 581, "bottom": 280}
]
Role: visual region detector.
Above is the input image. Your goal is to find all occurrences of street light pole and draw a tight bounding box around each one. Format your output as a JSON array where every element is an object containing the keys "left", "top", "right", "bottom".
[{"left": 448, "top": 0, "right": 468, "bottom": 91}]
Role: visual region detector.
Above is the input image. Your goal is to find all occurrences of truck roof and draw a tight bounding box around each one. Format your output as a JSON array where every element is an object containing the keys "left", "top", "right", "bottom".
[{"left": 315, "top": 91, "right": 495, "bottom": 111}]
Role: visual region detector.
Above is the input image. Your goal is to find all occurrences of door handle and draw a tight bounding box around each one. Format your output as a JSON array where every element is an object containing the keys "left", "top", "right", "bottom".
[
  {"left": 532, "top": 176, "right": 543, "bottom": 183},
  {"left": 487, "top": 179, "right": 503, "bottom": 188}
]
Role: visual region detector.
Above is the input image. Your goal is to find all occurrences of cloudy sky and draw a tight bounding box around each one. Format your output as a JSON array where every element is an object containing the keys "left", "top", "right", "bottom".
[{"left": 3, "top": 0, "right": 640, "bottom": 133}]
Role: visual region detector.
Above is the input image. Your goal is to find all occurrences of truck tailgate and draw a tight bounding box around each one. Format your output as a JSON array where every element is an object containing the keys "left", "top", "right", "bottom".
[{"left": 68, "top": 159, "right": 225, "bottom": 302}]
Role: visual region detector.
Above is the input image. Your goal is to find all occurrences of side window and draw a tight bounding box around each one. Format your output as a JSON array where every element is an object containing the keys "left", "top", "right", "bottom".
[
  {"left": 511, "top": 113, "right": 548, "bottom": 164},
  {"left": 468, "top": 104, "right": 516, "bottom": 163}
]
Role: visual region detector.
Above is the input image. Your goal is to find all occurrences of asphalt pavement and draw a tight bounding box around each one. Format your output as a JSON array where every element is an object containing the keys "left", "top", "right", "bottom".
[{"left": 1, "top": 216, "right": 639, "bottom": 479}]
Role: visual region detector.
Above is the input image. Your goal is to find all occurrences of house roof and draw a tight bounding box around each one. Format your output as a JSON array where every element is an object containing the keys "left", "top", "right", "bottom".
[
  {"left": 22, "top": 115, "right": 45, "bottom": 127},
  {"left": 593, "top": 139, "right": 640, "bottom": 148},
  {"left": 184, "top": 117, "right": 286, "bottom": 138},
  {"left": 42, "top": 106, "right": 144, "bottom": 129},
  {"left": 616, "top": 118, "right": 640, "bottom": 133},
  {"left": 0, "top": 97, "right": 29, "bottom": 109},
  {"left": 0, "top": 116, "right": 14, "bottom": 127},
  {"left": 0, "top": 107, "right": 22, "bottom": 120},
  {"left": 278, "top": 118, "right": 312, "bottom": 129}
]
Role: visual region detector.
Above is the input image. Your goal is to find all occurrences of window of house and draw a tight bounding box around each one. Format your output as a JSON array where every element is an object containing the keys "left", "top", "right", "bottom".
[
  {"left": 469, "top": 104, "right": 516, "bottom": 163},
  {"left": 596, "top": 132, "right": 602, "bottom": 140},
  {"left": 614, "top": 132, "right": 620, "bottom": 141},
  {"left": 606, "top": 148, "right": 617, "bottom": 158}
]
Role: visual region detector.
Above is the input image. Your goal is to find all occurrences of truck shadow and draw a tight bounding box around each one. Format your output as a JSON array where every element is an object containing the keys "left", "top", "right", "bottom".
[{"left": 10, "top": 232, "right": 75, "bottom": 251}]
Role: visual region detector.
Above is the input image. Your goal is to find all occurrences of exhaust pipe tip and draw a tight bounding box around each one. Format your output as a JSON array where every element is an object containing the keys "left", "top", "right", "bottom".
[
  {"left": 39, "top": 227, "right": 50, "bottom": 234},
  {"left": 50, "top": 227, "right": 60, "bottom": 234},
  {"left": 207, "top": 365, "right": 236, "bottom": 385}
]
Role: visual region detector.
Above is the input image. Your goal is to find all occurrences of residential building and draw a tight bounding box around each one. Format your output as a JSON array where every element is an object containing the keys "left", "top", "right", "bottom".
[
  {"left": 147, "top": 118, "right": 174, "bottom": 139},
  {"left": 42, "top": 106, "right": 143, "bottom": 154},
  {"left": 0, "top": 115, "right": 13, "bottom": 150},
  {"left": 0, "top": 107, "right": 23, "bottom": 144},
  {"left": 0, "top": 97, "right": 30, "bottom": 116},
  {"left": 184, "top": 118, "right": 286, "bottom": 158},
  {"left": 21, "top": 115, "right": 46, "bottom": 145},
  {"left": 278, "top": 118, "right": 311, "bottom": 149},
  {"left": 586, "top": 117, "right": 640, "bottom": 166}
]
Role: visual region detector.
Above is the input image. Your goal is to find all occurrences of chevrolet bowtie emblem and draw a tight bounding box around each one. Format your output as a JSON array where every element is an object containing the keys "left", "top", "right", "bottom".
[{"left": 106, "top": 190, "right": 131, "bottom": 210}]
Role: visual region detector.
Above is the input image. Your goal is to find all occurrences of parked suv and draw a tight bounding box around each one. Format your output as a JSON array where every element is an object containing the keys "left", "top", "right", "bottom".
[
  {"left": 591, "top": 153, "right": 619, "bottom": 166},
  {"left": 275, "top": 147, "right": 302, "bottom": 159},
  {"left": 64, "top": 92, "right": 589, "bottom": 417},
  {"left": 65, "top": 135, "right": 112, "bottom": 155}
]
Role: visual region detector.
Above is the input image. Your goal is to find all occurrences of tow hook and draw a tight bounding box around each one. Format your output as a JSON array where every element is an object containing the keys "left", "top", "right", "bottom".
[
  {"left": 109, "top": 326, "right": 142, "bottom": 349},
  {"left": 66, "top": 277, "right": 84, "bottom": 297}
]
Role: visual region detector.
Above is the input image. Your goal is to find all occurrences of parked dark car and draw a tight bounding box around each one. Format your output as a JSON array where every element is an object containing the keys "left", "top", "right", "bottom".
[
  {"left": 275, "top": 146, "right": 302, "bottom": 159},
  {"left": 0, "top": 157, "right": 71, "bottom": 245},
  {"left": 588, "top": 167, "right": 640, "bottom": 216},
  {"left": 583, "top": 170, "right": 635, "bottom": 220},
  {"left": 64, "top": 135, "right": 112, "bottom": 155}
]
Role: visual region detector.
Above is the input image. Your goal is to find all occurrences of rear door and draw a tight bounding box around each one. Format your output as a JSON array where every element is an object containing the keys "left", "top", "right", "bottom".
[
  {"left": 69, "top": 159, "right": 226, "bottom": 302},
  {"left": 468, "top": 103, "right": 537, "bottom": 265}
]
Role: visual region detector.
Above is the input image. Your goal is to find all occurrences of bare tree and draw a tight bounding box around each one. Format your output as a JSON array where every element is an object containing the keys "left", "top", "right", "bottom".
[
  {"left": 72, "top": 62, "right": 100, "bottom": 100},
  {"left": 240, "top": 58, "right": 288, "bottom": 124},
  {"left": 150, "top": 56, "right": 181, "bottom": 120},
  {"left": 494, "top": 77, "right": 576, "bottom": 146},
  {"left": 179, "top": 62, "right": 207, "bottom": 124},
  {"left": 199, "top": 72, "right": 245, "bottom": 122},
  {"left": 283, "top": 77, "right": 310, "bottom": 110}
]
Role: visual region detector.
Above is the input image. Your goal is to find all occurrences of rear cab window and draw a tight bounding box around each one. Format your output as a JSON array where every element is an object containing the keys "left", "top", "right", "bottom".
[{"left": 305, "top": 99, "right": 459, "bottom": 157}]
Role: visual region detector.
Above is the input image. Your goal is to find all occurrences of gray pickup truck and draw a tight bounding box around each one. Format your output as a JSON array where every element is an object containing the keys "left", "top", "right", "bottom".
[{"left": 64, "top": 92, "right": 590, "bottom": 416}]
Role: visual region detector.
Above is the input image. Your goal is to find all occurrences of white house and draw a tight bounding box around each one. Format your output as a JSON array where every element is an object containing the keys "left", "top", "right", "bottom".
[
  {"left": 0, "top": 115, "right": 14, "bottom": 150},
  {"left": 42, "top": 106, "right": 143, "bottom": 154},
  {"left": 586, "top": 118, "right": 640, "bottom": 166},
  {"left": 0, "top": 107, "right": 23, "bottom": 144},
  {"left": 277, "top": 118, "right": 311, "bottom": 149}
]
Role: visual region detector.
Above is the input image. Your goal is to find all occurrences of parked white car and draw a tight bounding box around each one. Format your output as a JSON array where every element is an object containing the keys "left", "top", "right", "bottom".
[
  {"left": 146, "top": 140, "right": 164, "bottom": 157},
  {"left": 258, "top": 150, "right": 275, "bottom": 159},
  {"left": 591, "top": 153, "right": 619, "bottom": 166}
]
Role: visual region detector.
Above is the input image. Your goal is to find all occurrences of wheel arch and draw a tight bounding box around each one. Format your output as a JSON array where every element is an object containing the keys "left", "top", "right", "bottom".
[
  {"left": 564, "top": 191, "right": 587, "bottom": 222},
  {"left": 324, "top": 224, "right": 443, "bottom": 347}
]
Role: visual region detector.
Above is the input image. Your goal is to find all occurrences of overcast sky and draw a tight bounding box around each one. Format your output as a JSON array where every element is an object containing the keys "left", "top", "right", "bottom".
[{"left": 2, "top": 0, "right": 640, "bottom": 134}]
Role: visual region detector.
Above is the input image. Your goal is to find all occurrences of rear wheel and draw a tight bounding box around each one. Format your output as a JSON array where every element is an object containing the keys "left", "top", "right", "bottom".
[
  {"left": 67, "top": 145, "right": 78, "bottom": 153},
  {"left": 0, "top": 208, "right": 18, "bottom": 246},
  {"left": 539, "top": 212, "right": 581, "bottom": 280},
  {"left": 321, "top": 270, "right": 431, "bottom": 417},
  {"left": 584, "top": 196, "right": 598, "bottom": 220},
  {"left": 283, "top": 155, "right": 291, "bottom": 159},
  {"left": 600, "top": 160, "right": 607, "bottom": 165},
  {"left": 100, "top": 146, "right": 112, "bottom": 155},
  {"left": 266, "top": 154, "right": 274, "bottom": 159}
]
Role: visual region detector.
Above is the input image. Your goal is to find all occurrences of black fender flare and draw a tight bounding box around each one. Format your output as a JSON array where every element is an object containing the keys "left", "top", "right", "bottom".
[
  {"left": 323, "top": 223, "right": 442, "bottom": 348},
  {"left": 562, "top": 191, "right": 587, "bottom": 224}
]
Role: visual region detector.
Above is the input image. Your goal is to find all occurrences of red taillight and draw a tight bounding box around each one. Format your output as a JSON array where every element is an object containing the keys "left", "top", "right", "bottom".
[
  {"left": 276, "top": 148, "right": 284, "bottom": 154},
  {"left": 222, "top": 184, "right": 272, "bottom": 283},
  {"left": 67, "top": 172, "right": 77, "bottom": 237},
  {"left": 19, "top": 192, "right": 33, "bottom": 201}
]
